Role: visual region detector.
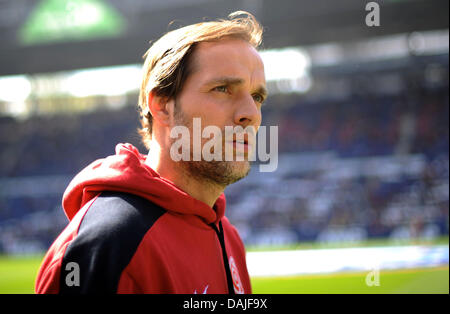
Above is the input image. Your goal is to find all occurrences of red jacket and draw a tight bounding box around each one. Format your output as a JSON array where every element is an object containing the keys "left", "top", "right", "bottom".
[{"left": 35, "top": 143, "right": 251, "bottom": 294}]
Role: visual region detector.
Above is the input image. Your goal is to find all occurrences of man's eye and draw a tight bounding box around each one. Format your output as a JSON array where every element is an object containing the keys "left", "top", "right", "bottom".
[
  {"left": 252, "top": 93, "right": 265, "bottom": 104},
  {"left": 213, "top": 85, "right": 228, "bottom": 93}
]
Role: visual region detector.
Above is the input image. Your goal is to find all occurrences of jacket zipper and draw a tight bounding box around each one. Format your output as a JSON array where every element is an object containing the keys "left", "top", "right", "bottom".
[{"left": 210, "top": 221, "right": 235, "bottom": 295}]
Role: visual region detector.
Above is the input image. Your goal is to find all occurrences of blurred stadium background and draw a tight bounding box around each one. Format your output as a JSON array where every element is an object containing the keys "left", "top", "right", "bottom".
[{"left": 0, "top": 0, "right": 448, "bottom": 293}]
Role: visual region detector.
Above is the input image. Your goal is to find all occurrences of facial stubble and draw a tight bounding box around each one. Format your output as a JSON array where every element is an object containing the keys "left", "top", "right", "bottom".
[{"left": 171, "top": 104, "right": 251, "bottom": 188}]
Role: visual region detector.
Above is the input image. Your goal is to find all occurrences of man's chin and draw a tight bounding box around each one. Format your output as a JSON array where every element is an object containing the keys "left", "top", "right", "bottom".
[
  {"left": 183, "top": 159, "right": 251, "bottom": 187},
  {"left": 229, "top": 160, "right": 251, "bottom": 179}
]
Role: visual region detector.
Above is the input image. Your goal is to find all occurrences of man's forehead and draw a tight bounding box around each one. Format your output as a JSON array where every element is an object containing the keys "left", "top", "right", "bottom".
[
  {"left": 192, "top": 38, "right": 264, "bottom": 69},
  {"left": 189, "top": 39, "right": 265, "bottom": 84}
]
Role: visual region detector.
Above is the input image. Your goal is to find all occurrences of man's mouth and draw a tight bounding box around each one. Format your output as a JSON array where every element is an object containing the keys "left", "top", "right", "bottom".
[
  {"left": 232, "top": 134, "right": 249, "bottom": 145},
  {"left": 229, "top": 134, "right": 250, "bottom": 154}
]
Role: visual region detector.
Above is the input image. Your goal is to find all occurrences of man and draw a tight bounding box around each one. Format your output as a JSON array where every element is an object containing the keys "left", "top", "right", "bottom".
[{"left": 35, "top": 11, "right": 267, "bottom": 294}]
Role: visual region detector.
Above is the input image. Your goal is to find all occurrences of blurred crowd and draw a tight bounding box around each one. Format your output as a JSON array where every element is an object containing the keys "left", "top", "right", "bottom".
[
  {"left": 0, "top": 72, "right": 448, "bottom": 254},
  {"left": 227, "top": 86, "right": 449, "bottom": 246}
]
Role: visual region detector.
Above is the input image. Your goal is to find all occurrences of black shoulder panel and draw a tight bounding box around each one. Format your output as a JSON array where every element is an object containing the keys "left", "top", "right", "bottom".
[{"left": 59, "top": 191, "right": 166, "bottom": 294}]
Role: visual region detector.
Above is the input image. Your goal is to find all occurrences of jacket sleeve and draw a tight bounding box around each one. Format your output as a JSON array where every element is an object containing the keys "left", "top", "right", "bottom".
[{"left": 36, "top": 192, "right": 166, "bottom": 294}]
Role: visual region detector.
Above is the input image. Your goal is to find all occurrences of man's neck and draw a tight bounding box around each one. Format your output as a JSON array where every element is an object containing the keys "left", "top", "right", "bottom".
[{"left": 145, "top": 140, "right": 224, "bottom": 208}]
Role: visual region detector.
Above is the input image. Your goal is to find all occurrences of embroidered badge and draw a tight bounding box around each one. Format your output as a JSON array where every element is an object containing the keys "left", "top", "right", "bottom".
[{"left": 228, "top": 256, "right": 244, "bottom": 294}]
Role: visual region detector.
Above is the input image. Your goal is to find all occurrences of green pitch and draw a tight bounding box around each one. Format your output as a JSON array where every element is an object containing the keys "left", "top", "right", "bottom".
[
  {"left": 0, "top": 255, "right": 43, "bottom": 294},
  {"left": 0, "top": 255, "right": 448, "bottom": 294},
  {"left": 251, "top": 266, "right": 449, "bottom": 294}
]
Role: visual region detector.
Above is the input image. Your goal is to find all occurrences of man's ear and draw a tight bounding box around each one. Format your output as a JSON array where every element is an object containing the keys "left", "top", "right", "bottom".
[{"left": 147, "top": 92, "right": 174, "bottom": 127}]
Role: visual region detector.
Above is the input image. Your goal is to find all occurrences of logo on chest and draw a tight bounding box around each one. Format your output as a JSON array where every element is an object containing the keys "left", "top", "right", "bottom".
[{"left": 229, "top": 256, "right": 245, "bottom": 294}]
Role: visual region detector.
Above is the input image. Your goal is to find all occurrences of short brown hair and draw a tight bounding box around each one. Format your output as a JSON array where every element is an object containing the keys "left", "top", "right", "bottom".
[{"left": 137, "top": 11, "right": 263, "bottom": 149}]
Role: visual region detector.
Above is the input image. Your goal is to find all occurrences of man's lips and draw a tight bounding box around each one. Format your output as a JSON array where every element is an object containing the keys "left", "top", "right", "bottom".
[
  {"left": 227, "top": 135, "right": 251, "bottom": 154},
  {"left": 229, "top": 141, "right": 249, "bottom": 155},
  {"left": 232, "top": 134, "right": 249, "bottom": 145}
]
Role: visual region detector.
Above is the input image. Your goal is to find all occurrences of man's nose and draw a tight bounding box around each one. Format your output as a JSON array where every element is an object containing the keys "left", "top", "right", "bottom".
[{"left": 233, "top": 94, "right": 261, "bottom": 129}]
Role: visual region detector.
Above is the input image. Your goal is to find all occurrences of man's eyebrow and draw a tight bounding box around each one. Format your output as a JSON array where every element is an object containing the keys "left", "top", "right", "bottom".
[
  {"left": 205, "top": 76, "right": 268, "bottom": 97},
  {"left": 256, "top": 85, "right": 268, "bottom": 98},
  {"left": 205, "top": 76, "right": 245, "bottom": 87}
]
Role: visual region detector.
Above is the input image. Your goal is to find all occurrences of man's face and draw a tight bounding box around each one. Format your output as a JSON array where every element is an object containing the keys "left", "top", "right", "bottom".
[{"left": 171, "top": 38, "right": 266, "bottom": 187}]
